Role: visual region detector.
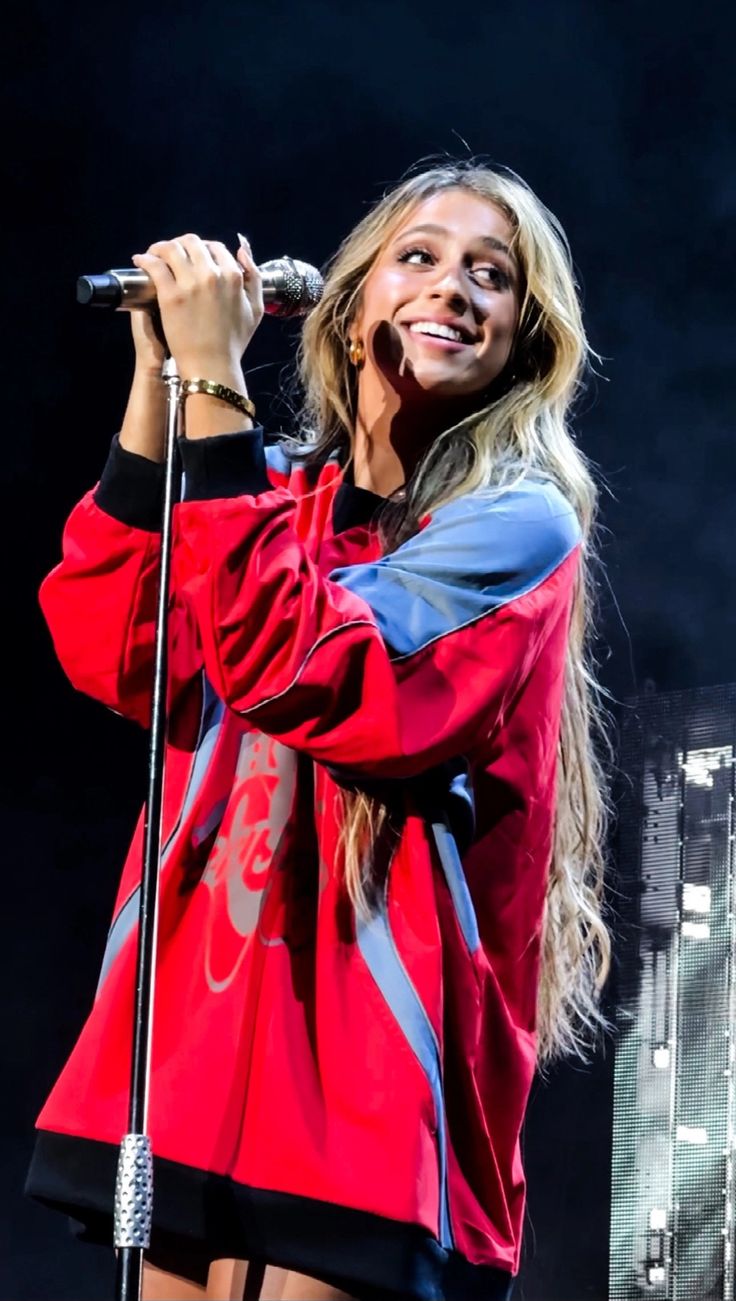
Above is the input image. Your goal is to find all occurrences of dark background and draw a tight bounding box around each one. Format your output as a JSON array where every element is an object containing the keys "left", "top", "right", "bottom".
[{"left": 3, "top": 2, "right": 735, "bottom": 1297}]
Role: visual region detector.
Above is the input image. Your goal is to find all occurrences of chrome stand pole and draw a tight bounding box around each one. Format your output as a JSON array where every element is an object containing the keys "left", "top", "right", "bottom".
[{"left": 114, "top": 356, "right": 181, "bottom": 1301}]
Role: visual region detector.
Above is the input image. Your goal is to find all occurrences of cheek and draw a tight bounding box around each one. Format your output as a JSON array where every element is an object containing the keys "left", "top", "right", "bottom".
[
  {"left": 497, "top": 297, "right": 520, "bottom": 336},
  {"left": 474, "top": 306, "right": 518, "bottom": 383},
  {"left": 359, "top": 268, "right": 410, "bottom": 329},
  {"left": 486, "top": 302, "right": 519, "bottom": 356}
]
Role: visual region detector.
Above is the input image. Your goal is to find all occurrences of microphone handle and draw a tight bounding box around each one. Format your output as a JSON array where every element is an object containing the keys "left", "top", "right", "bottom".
[{"left": 77, "top": 268, "right": 285, "bottom": 314}]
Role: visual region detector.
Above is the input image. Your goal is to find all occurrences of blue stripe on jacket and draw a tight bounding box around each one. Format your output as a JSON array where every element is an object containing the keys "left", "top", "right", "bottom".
[{"left": 328, "top": 478, "right": 580, "bottom": 657}]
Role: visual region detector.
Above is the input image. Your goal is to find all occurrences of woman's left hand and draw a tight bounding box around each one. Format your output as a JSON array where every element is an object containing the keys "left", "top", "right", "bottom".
[{"left": 131, "top": 233, "right": 264, "bottom": 383}]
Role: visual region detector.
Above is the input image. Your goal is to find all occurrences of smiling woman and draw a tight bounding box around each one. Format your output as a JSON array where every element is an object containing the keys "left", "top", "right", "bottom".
[
  {"left": 364, "top": 201, "right": 519, "bottom": 369},
  {"left": 343, "top": 192, "right": 521, "bottom": 496},
  {"left": 27, "top": 160, "right": 610, "bottom": 1301}
]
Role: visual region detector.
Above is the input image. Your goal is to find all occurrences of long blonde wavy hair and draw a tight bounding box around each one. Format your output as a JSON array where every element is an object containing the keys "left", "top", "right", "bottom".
[{"left": 290, "top": 161, "right": 611, "bottom": 1063}]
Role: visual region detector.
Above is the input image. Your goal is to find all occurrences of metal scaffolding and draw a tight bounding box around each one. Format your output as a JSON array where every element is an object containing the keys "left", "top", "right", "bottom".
[{"left": 610, "top": 684, "right": 736, "bottom": 1300}]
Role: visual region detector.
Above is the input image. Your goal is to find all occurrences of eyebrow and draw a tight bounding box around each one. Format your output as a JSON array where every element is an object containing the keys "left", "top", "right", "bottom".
[{"left": 395, "top": 222, "right": 517, "bottom": 266}]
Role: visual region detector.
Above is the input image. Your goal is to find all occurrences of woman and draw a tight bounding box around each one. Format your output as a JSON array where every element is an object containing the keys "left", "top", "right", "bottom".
[{"left": 27, "top": 161, "right": 610, "bottom": 1300}]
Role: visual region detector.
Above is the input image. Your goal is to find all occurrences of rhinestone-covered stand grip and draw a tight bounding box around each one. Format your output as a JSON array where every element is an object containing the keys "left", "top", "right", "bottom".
[{"left": 113, "top": 1133, "right": 153, "bottom": 1249}]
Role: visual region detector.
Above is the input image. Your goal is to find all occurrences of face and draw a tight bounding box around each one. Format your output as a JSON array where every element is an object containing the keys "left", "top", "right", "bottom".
[{"left": 351, "top": 189, "right": 521, "bottom": 406}]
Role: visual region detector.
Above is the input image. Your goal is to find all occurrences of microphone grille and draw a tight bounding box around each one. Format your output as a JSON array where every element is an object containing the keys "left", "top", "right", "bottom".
[{"left": 261, "top": 256, "right": 324, "bottom": 317}]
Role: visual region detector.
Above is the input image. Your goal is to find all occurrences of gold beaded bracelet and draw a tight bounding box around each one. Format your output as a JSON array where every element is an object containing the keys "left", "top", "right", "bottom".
[{"left": 180, "top": 378, "right": 256, "bottom": 421}]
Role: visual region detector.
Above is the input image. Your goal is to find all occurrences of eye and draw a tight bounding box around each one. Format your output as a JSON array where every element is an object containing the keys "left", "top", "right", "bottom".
[
  {"left": 397, "top": 245, "right": 511, "bottom": 289},
  {"left": 471, "top": 263, "right": 511, "bottom": 290},
  {"left": 396, "top": 245, "right": 435, "bottom": 266}
]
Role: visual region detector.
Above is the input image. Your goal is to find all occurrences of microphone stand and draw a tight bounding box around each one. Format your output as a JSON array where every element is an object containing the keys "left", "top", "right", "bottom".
[
  {"left": 72, "top": 256, "right": 323, "bottom": 1300},
  {"left": 113, "top": 355, "right": 181, "bottom": 1301}
]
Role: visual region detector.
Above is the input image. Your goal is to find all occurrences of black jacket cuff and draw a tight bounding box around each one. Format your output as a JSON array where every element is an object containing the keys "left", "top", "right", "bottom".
[
  {"left": 178, "top": 427, "right": 270, "bottom": 501},
  {"left": 94, "top": 434, "right": 165, "bottom": 532}
]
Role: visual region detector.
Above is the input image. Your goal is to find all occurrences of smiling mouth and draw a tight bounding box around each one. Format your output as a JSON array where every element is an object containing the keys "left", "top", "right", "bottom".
[{"left": 401, "top": 323, "right": 472, "bottom": 351}]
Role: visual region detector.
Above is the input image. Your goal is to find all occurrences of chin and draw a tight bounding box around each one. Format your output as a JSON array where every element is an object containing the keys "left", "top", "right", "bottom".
[{"left": 403, "top": 370, "right": 488, "bottom": 404}]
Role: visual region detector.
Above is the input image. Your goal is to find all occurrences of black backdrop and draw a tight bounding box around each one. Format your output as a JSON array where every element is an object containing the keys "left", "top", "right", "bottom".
[{"left": 3, "top": 2, "right": 735, "bottom": 1297}]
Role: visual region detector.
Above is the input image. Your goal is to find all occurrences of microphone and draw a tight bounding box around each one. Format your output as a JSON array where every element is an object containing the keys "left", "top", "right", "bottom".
[{"left": 76, "top": 256, "right": 323, "bottom": 318}]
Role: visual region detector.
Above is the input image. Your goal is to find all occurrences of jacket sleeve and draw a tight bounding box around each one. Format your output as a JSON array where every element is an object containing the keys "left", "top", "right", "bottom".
[
  {"left": 39, "top": 436, "right": 171, "bottom": 726},
  {"left": 176, "top": 429, "right": 582, "bottom": 778},
  {"left": 39, "top": 430, "right": 292, "bottom": 728}
]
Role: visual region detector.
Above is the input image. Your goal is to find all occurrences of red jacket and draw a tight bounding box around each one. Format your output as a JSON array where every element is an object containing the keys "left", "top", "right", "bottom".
[{"left": 29, "top": 428, "right": 580, "bottom": 1297}]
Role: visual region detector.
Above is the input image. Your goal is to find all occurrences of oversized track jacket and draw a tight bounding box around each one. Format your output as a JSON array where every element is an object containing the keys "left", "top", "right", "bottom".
[{"left": 28, "top": 426, "right": 581, "bottom": 1299}]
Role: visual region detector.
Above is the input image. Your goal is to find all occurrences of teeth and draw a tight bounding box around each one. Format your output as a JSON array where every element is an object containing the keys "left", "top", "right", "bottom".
[{"left": 408, "top": 321, "right": 464, "bottom": 343}]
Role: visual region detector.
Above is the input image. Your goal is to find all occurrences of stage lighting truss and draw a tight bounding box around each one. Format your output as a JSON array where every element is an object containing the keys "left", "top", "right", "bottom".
[{"left": 610, "top": 684, "right": 736, "bottom": 1300}]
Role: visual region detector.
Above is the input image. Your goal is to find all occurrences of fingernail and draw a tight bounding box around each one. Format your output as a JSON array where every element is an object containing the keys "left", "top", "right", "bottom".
[{"left": 237, "top": 232, "right": 251, "bottom": 250}]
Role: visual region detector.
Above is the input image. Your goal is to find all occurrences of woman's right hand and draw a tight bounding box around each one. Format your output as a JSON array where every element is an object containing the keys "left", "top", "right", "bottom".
[
  {"left": 119, "top": 233, "right": 263, "bottom": 460},
  {"left": 130, "top": 233, "right": 263, "bottom": 385}
]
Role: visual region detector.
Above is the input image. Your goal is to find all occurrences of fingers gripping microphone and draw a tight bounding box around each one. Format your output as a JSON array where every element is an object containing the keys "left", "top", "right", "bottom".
[{"left": 76, "top": 256, "right": 323, "bottom": 318}]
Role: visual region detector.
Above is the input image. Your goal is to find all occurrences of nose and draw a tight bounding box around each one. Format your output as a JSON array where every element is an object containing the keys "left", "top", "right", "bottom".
[{"left": 429, "top": 261, "right": 470, "bottom": 312}]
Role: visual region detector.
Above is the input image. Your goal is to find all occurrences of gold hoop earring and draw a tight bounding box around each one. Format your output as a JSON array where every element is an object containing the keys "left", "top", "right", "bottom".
[{"left": 348, "top": 338, "right": 365, "bottom": 367}]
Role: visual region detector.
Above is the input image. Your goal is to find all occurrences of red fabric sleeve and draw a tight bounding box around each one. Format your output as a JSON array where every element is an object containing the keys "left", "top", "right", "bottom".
[
  {"left": 39, "top": 492, "right": 199, "bottom": 728},
  {"left": 38, "top": 432, "right": 286, "bottom": 728},
  {"left": 176, "top": 488, "right": 579, "bottom": 779}
]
